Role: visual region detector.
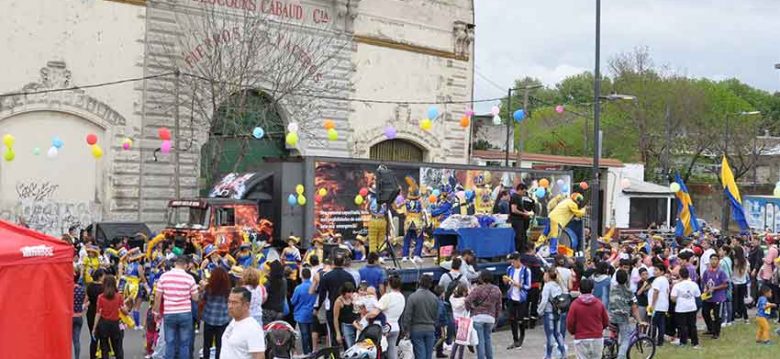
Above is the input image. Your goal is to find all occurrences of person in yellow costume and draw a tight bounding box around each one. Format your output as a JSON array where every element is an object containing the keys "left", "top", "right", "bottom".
[
  {"left": 304, "top": 237, "right": 325, "bottom": 265},
  {"left": 537, "top": 193, "right": 586, "bottom": 255},
  {"left": 118, "top": 247, "right": 146, "bottom": 329},
  {"left": 475, "top": 184, "right": 494, "bottom": 214},
  {"left": 82, "top": 245, "right": 102, "bottom": 284},
  {"left": 402, "top": 176, "right": 426, "bottom": 262}
]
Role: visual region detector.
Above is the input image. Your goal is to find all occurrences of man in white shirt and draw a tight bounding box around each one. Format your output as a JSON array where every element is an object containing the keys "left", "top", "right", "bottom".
[
  {"left": 699, "top": 239, "right": 716, "bottom": 280},
  {"left": 649, "top": 264, "right": 670, "bottom": 347},
  {"left": 222, "top": 287, "right": 266, "bottom": 359},
  {"left": 670, "top": 267, "right": 701, "bottom": 348}
]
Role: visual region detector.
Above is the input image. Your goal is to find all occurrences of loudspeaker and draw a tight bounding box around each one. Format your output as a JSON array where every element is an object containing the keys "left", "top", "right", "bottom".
[{"left": 375, "top": 165, "right": 400, "bottom": 204}]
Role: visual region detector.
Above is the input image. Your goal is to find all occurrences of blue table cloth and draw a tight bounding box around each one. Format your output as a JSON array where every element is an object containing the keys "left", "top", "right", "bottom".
[{"left": 434, "top": 227, "right": 516, "bottom": 258}]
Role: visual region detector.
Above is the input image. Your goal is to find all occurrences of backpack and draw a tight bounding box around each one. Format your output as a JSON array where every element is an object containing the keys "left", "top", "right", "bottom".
[
  {"left": 444, "top": 273, "right": 463, "bottom": 303},
  {"left": 550, "top": 293, "right": 572, "bottom": 313}
]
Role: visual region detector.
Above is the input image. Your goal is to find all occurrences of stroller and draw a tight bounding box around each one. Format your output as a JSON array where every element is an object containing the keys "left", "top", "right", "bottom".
[
  {"left": 264, "top": 321, "right": 298, "bottom": 359},
  {"left": 341, "top": 323, "right": 385, "bottom": 359}
]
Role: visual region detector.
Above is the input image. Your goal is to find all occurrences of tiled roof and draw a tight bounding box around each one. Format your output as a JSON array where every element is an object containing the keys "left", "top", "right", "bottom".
[{"left": 472, "top": 150, "right": 625, "bottom": 168}]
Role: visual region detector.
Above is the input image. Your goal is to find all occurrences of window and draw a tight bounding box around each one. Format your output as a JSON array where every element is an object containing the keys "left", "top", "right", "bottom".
[
  {"left": 629, "top": 198, "right": 669, "bottom": 229},
  {"left": 215, "top": 208, "right": 236, "bottom": 227},
  {"left": 370, "top": 139, "right": 424, "bottom": 162}
]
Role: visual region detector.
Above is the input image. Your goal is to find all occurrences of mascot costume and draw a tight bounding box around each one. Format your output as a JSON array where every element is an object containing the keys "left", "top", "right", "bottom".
[
  {"left": 367, "top": 189, "right": 388, "bottom": 255},
  {"left": 402, "top": 176, "right": 425, "bottom": 261},
  {"left": 537, "top": 192, "right": 586, "bottom": 255},
  {"left": 119, "top": 247, "right": 146, "bottom": 328}
]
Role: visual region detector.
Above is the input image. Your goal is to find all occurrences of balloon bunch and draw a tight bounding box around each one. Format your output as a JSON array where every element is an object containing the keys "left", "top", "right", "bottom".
[
  {"left": 286, "top": 122, "right": 299, "bottom": 147},
  {"left": 490, "top": 106, "right": 502, "bottom": 125},
  {"left": 3, "top": 134, "right": 15, "bottom": 162},
  {"left": 122, "top": 138, "right": 133, "bottom": 150},
  {"left": 354, "top": 187, "right": 369, "bottom": 205},
  {"left": 288, "top": 184, "right": 307, "bottom": 207},
  {"left": 86, "top": 133, "right": 103, "bottom": 159},
  {"left": 323, "top": 119, "right": 338, "bottom": 141},
  {"left": 419, "top": 106, "right": 439, "bottom": 131},
  {"left": 158, "top": 128, "right": 172, "bottom": 154},
  {"left": 48, "top": 137, "right": 64, "bottom": 158},
  {"left": 460, "top": 108, "right": 474, "bottom": 129},
  {"left": 314, "top": 187, "right": 328, "bottom": 203}
]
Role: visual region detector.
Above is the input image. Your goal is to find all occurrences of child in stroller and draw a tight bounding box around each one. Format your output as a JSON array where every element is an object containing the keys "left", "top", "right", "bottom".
[
  {"left": 264, "top": 321, "right": 298, "bottom": 359},
  {"left": 341, "top": 323, "right": 385, "bottom": 359}
]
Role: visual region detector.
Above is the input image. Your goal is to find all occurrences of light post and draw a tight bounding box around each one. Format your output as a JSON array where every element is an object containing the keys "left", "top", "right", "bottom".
[{"left": 590, "top": 0, "right": 603, "bottom": 259}]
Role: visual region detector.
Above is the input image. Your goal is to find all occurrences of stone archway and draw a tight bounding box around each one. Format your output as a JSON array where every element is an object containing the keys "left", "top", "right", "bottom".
[
  {"left": 370, "top": 139, "right": 424, "bottom": 162},
  {"left": 351, "top": 120, "right": 446, "bottom": 162}
]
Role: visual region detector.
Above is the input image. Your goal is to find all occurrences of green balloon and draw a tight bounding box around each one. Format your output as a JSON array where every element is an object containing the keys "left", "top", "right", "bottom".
[{"left": 172, "top": 247, "right": 183, "bottom": 256}]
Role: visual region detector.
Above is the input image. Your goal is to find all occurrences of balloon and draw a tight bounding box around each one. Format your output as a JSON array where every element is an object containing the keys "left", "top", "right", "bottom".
[
  {"left": 428, "top": 194, "right": 437, "bottom": 203},
  {"left": 172, "top": 247, "right": 183, "bottom": 256},
  {"left": 492, "top": 115, "right": 502, "bottom": 125},
  {"left": 252, "top": 127, "right": 265, "bottom": 139},
  {"left": 122, "top": 138, "right": 133, "bottom": 150},
  {"left": 296, "top": 184, "right": 305, "bottom": 195},
  {"left": 555, "top": 105, "right": 565, "bottom": 114},
  {"left": 286, "top": 132, "right": 299, "bottom": 146},
  {"left": 531, "top": 180, "right": 538, "bottom": 188},
  {"left": 513, "top": 109, "right": 525, "bottom": 122},
  {"left": 459, "top": 116, "right": 470, "bottom": 128},
  {"left": 420, "top": 119, "right": 432, "bottom": 131},
  {"left": 32, "top": 147, "right": 41, "bottom": 156},
  {"left": 327, "top": 128, "right": 338, "bottom": 141},
  {"left": 2, "top": 134, "right": 15, "bottom": 147},
  {"left": 297, "top": 195, "right": 307, "bottom": 206},
  {"left": 535, "top": 187, "right": 546, "bottom": 198},
  {"left": 161, "top": 140, "right": 172, "bottom": 154},
  {"left": 556, "top": 179, "right": 565, "bottom": 188},
  {"left": 384, "top": 126, "right": 397, "bottom": 139},
  {"left": 432, "top": 189, "right": 441, "bottom": 197},
  {"left": 287, "top": 194, "right": 297, "bottom": 206},
  {"left": 86, "top": 134, "right": 98, "bottom": 145},
  {"left": 774, "top": 187, "right": 780, "bottom": 198},
  {"left": 91, "top": 144, "right": 103, "bottom": 159},
  {"left": 539, "top": 178, "right": 550, "bottom": 188},
  {"left": 47, "top": 146, "right": 59, "bottom": 158},
  {"left": 490, "top": 106, "right": 500, "bottom": 116},
  {"left": 354, "top": 195, "right": 364, "bottom": 205},
  {"left": 562, "top": 184, "right": 570, "bottom": 193},
  {"left": 287, "top": 122, "right": 299, "bottom": 133},
  {"left": 427, "top": 106, "right": 439, "bottom": 120},
  {"left": 318, "top": 188, "right": 327, "bottom": 197},
  {"left": 579, "top": 181, "right": 589, "bottom": 190},
  {"left": 395, "top": 195, "right": 405, "bottom": 205},
  {"left": 359, "top": 187, "right": 369, "bottom": 197},
  {"left": 3, "top": 148, "right": 15, "bottom": 162},
  {"left": 620, "top": 178, "right": 631, "bottom": 189},
  {"left": 465, "top": 108, "right": 475, "bottom": 117},
  {"left": 465, "top": 190, "right": 475, "bottom": 200},
  {"left": 669, "top": 182, "right": 681, "bottom": 193},
  {"left": 52, "top": 137, "right": 64, "bottom": 149},
  {"left": 323, "top": 119, "right": 335, "bottom": 130},
  {"left": 314, "top": 194, "right": 323, "bottom": 203},
  {"left": 158, "top": 128, "right": 171, "bottom": 141}
]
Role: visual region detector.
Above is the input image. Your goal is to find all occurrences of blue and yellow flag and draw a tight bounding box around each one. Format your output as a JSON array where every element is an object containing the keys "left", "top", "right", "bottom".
[
  {"left": 721, "top": 156, "right": 749, "bottom": 232},
  {"left": 674, "top": 173, "right": 700, "bottom": 237}
]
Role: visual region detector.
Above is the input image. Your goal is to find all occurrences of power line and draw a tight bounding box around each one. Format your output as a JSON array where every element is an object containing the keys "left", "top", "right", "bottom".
[{"left": 0, "top": 72, "right": 175, "bottom": 98}]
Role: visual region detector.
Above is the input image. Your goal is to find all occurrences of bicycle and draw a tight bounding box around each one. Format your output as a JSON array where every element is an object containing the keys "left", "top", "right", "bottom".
[{"left": 602, "top": 323, "right": 656, "bottom": 359}]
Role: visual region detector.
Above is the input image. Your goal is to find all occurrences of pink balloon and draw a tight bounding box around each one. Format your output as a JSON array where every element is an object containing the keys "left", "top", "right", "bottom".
[
  {"left": 555, "top": 105, "right": 565, "bottom": 114},
  {"left": 465, "top": 108, "right": 475, "bottom": 117},
  {"left": 161, "top": 140, "right": 172, "bottom": 153},
  {"left": 122, "top": 142, "right": 131, "bottom": 150}
]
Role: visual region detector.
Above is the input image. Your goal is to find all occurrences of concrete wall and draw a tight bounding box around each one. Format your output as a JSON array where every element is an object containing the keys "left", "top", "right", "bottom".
[{"left": 0, "top": 0, "right": 146, "bottom": 234}]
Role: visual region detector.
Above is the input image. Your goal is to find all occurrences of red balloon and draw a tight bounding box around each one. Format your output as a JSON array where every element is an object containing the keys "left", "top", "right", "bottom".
[
  {"left": 314, "top": 194, "right": 323, "bottom": 203},
  {"left": 359, "top": 187, "right": 369, "bottom": 197},
  {"left": 579, "top": 181, "right": 589, "bottom": 190},
  {"left": 158, "top": 127, "right": 171, "bottom": 140},
  {"left": 86, "top": 134, "right": 98, "bottom": 145}
]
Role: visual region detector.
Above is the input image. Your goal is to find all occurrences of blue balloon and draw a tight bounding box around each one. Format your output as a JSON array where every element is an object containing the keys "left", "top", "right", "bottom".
[
  {"left": 52, "top": 137, "right": 64, "bottom": 149},
  {"left": 535, "top": 187, "right": 546, "bottom": 198},
  {"left": 252, "top": 127, "right": 265, "bottom": 139},
  {"left": 465, "top": 190, "right": 475, "bottom": 200},
  {"left": 427, "top": 106, "right": 439, "bottom": 120},
  {"left": 287, "top": 194, "right": 297, "bottom": 206},
  {"left": 513, "top": 109, "right": 526, "bottom": 122},
  {"left": 432, "top": 189, "right": 441, "bottom": 197},
  {"left": 562, "top": 185, "right": 570, "bottom": 193}
]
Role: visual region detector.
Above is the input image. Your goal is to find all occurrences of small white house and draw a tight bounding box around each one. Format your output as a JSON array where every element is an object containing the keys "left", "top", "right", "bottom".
[{"left": 605, "top": 164, "right": 675, "bottom": 230}]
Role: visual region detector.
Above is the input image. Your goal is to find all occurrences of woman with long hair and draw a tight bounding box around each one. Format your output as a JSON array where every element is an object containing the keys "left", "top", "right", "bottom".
[
  {"left": 731, "top": 245, "right": 750, "bottom": 323},
  {"left": 538, "top": 268, "right": 565, "bottom": 359},
  {"left": 201, "top": 267, "right": 232, "bottom": 358},
  {"left": 333, "top": 282, "right": 359, "bottom": 348},
  {"left": 91, "top": 275, "right": 127, "bottom": 359},
  {"left": 241, "top": 267, "right": 267, "bottom": 326},
  {"left": 465, "top": 271, "right": 502, "bottom": 359},
  {"left": 86, "top": 268, "right": 105, "bottom": 359},
  {"left": 719, "top": 245, "right": 735, "bottom": 326}
]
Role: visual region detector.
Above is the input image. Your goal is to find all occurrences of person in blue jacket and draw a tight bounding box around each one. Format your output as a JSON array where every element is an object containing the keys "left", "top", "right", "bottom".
[
  {"left": 292, "top": 268, "right": 317, "bottom": 355},
  {"left": 503, "top": 252, "right": 532, "bottom": 349}
]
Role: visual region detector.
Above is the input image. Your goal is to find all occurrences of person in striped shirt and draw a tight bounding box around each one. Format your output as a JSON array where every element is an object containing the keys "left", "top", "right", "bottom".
[{"left": 154, "top": 256, "right": 199, "bottom": 359}]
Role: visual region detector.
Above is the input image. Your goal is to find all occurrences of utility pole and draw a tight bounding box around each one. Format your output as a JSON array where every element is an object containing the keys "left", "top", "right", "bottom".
[
  {"left": 174, "top": 68, "right": 181, "bottom": 200},
  {"left": 663, "top": 104, "right": 671, "bottom": 183},
  {"left": 590, "top": 0, "right": 602, "bottom": 259}
]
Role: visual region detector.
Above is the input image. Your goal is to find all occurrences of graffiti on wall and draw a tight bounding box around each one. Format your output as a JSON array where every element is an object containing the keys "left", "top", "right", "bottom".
[{"left": 0, "top": 181, "right": 101, "bottom": 236}]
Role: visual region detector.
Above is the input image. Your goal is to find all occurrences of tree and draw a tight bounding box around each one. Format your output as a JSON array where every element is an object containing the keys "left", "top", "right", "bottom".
[{"left": 148, "top": 0, "right": 351, "bottom": 187}]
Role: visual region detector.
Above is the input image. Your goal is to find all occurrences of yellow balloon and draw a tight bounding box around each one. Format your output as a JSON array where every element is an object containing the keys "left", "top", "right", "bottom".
[
  {"left": 327, "top": 128, "right": 338, "bottom": 141},
  {"left": 296, "top": 184, "right": 305, "bottom": 195},
  {"left": 2, "top": 134, "right": 15, "bottom": 147},
  {"left": 286, "top": 132, "right": 299, "bottom": 146},
  {"left": 3, "top": 148, "right": 15, "bottom": 162},
  {"left": 91, "top": 144, "right": 103, "bottom": 159},
  {"left": 318, "top": 188, "right": 327, "bottom": 197},
  {"left": 354, "top": 195, "right": 364, "bottom": 205},
  {"left": 297, "top": 195, "right": 307, "bottom": 206},
  {"left": 420, "top": 119, "right": 432, "bottom": 131}
]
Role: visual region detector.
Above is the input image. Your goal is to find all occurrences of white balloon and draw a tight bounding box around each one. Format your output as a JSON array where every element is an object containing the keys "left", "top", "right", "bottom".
[
  {"left": 47, "top": 146, "right": 59, "bottom": 158},
  {"left": 620, "top": 178, "right": 631, "bottom": 189},
  {"left": 287, "top": 122, "right": 299, "bottom": 133},
  {"left": 492, "top": 115, "right": 502, "bottom": 125}
]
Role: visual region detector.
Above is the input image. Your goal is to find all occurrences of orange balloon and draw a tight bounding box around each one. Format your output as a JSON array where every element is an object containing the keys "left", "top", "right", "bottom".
[
  {"left": 539, "top": 178, "right": 550, "bottom": 188},
  {"left": 579, "top": 181, "right": 589, "bottom": 190},
  {"left": 459, "top": 116, "right": 470, "bottom": 128},
  {"left": 428, "top": 194, "right": 437, "bottom": 203},
  {"left": 323, "top": 119, "right": 335, "bottom": 130}
]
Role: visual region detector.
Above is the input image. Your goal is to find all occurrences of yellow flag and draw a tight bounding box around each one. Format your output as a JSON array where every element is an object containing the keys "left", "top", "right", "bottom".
[{"left": 720, "top": 156, "right": 741, "bottom": 203}]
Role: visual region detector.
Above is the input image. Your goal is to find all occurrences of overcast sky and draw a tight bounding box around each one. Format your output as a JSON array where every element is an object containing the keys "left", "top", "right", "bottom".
[{"left": 474, "top": 0, "right": 780, "bottom": 112}]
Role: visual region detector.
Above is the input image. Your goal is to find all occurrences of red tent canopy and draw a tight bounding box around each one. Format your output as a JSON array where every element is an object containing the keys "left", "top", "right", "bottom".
[{"left": 0, "top": 220, "right": 73, "bottom": 359}]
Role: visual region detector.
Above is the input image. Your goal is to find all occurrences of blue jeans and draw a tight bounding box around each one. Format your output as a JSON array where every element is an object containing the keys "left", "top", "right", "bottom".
[
  {"left": 615, "top": 321, "right": 632, "bottom": 359},
  {"left": 411, "top": 330, "right": 435, "bottom": 359},
  {"left": 72, "top": 316, "right": 82, "bottom": 359},
  {"left": 558, "top": 311, "right": 568, "bottom": 340},
  {"left": 473, "top": 321, "right": 494, "bottom": 359},
  {"left": 402, "top": 229, "right": 423, "bottom": 258},
  {"left": 542, "top": 312, "right": 565, "bottom": 359},
  {"left": 299, "top": 322, "right": 313, "bottom": 355},
  {"left": 164, "top": 312, "right": 194, "bottom": 359},
  {"left": 341, "top": 323, "right": 357, "bottom": 348},
  {"left": 651, "top": 311, "right": 667, "bottom": 346}
]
